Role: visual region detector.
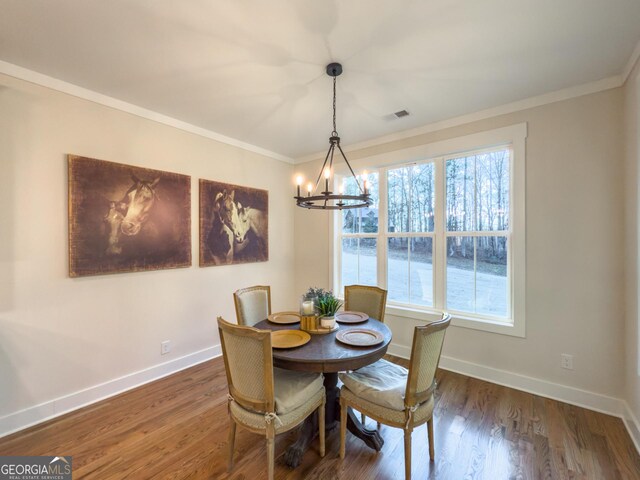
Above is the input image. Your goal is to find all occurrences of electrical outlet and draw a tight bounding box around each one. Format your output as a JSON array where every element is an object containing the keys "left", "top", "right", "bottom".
[
  {"left": 161, "top": 340, "right": 171, "bottom": 355},
  {"left": 561, "top": 354, "right": 573, "bottom": 370}
]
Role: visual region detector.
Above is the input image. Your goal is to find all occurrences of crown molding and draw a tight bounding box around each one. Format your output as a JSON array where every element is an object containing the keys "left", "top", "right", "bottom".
[
  {"left": 295, "top": 74, "right": 623, "bottom": 164},
  {"left": 0, "top": 60, "right": 295, "bottom": 165},
  {"left": 622, "top": 38, "right": 640, "bottom": 84}
]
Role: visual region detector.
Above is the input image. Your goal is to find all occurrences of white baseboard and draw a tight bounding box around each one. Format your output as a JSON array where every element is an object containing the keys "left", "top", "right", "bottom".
[
  {"left": 0, "top": 345, "right": 222, "bottom": 439},
  {"left": 622, "top": 401, "right": 640, "bottom": 454},
  {"left": 387, "top": 342, "right": 639, "bottom": 454}
]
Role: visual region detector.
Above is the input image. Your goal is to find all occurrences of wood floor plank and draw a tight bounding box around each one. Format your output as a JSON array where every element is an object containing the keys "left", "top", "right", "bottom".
[{"left": 1, "top": 356, "right": 638, "bottom": 479}]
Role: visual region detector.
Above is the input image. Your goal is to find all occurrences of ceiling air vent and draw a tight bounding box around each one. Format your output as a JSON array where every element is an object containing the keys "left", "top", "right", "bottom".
[{"left": 394, "top": 110, "right": 410, "bottom": 118}]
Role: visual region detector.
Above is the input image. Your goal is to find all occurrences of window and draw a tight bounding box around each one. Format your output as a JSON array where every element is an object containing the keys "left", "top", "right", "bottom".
[
  {"left": 333, "top": 124, "right": 526, "bottom": 336},
  {"left": 445, "top": 150, "right": 509, "bottom": 318},
  {"left": 339, "top": 173, "right": 379, "bottom": 287},
  {"left": 387, "top": 163, "right": 435, "bottom": 307}
]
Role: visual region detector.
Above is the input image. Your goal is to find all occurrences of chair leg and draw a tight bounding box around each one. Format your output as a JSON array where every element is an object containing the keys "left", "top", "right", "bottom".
[
  {"left": 361, "top": 412, "right": 366, "bottom": 425},
  {"left": 403, "top": 428, "right": 412, "bottom": 480},
  {"left": 227, "top": 419, "right": 236, "bottom": 472},
  {"left": 427, "top": 419, "right": 435, "bottom": 461},
  {"left": 266, "top": 427, "right": 275, "bottom": 480},
  {"left": 340, "top": 400, "right": 347, "bottom": 459},
  {"left": 377, "top": 421, "right": 381, "bottom": 429},
  {"left": 319, "top": 402, "right": 326, "bottom": 458}
]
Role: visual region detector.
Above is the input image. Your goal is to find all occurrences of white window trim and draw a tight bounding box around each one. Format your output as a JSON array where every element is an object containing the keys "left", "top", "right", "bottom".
[{"left": 330, "top": 123, "right": 527, "bottom": 337}]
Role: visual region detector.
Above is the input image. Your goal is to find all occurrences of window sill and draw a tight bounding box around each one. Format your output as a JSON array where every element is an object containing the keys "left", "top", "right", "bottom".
[{"left": 385, "top": 304, "right": 525, "bottom": 338}]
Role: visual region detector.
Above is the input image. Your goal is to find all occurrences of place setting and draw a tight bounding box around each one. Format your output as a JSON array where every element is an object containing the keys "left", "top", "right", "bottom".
[
  {"left": 267, "top": 311, "right": 301, "bottom": 324},
  {"left": 335, "top": 311, "right": 369, "bottom": 324},
  {"left": 271, "top": 329, "right": 311, "bottom": 349},
  {"left": 335, "top": 328, "right": 384, "bottom": 347}
]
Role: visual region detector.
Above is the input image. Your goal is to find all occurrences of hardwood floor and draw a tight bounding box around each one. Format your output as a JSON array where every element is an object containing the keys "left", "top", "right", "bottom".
[{"left": 1, "top": 356, "right": 639, "bottom": 479}]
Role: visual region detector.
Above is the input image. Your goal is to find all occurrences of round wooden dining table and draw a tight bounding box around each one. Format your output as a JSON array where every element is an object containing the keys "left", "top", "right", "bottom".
[{"left": 254, "top": 317, "right": 392, "bottom": 468}]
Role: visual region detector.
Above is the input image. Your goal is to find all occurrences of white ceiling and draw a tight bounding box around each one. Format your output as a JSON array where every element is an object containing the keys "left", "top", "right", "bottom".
[{"left": 1, "top": 0, "right": 639, "bottom": 159}]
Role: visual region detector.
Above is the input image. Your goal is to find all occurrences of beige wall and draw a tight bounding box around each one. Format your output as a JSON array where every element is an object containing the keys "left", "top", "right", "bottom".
[
  {"left": 295, "top": 88, "right": 625, "bottom": 398},
  {"left": 0, "top": 74, "right": 295, "bottom": 421},
  {"left": 624, "top": 59, "right": 640, "bottom": 436}
]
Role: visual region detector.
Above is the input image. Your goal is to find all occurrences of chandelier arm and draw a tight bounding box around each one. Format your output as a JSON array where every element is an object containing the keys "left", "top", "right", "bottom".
[
  {"left": 314, "top": 144, "right": 334, "bottom": 193},
  {"left": 324, "top": 145, "right": 334, "bottom": 207},
  {"left": 327, "top": 142, "right": 335, "bottom": 186},
  {"left": 337, "top": 144, "right": 364, "bottom": 194}
]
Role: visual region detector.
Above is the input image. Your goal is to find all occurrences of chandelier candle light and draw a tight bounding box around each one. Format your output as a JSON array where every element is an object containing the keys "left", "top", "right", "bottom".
[{"left": 294, "top": 63, "right": 372, "bottom": 210}]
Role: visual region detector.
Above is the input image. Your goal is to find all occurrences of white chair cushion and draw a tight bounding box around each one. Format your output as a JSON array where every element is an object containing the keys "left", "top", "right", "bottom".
[
  {"left": 274, "top": 368, "right": 324, "bottom": 414},
  {"left": 339, "top": 359, "right": 408, "bottom": 411}
]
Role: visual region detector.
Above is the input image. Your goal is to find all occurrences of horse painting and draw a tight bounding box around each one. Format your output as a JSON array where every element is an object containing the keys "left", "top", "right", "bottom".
[
  {"left": 68, "top": 155, "right": 191, "bottom": 277},
  {"left": 205, "top": 190, "right": 240, "bottom": 265},
  {"left": 120, "top": 175, "right": 159, "bottom": 237},
  {"left": 104, "top": 201, "right": 125, "bottom": 256},
  {"left": 200, "top": 180, "right": 268, "bottom": 267},
  {"left": 103, "top": 175, "right": 161, "bottom": 256},
  {"left": 235, "top": 203, "right": 268, "bottom": 254}
]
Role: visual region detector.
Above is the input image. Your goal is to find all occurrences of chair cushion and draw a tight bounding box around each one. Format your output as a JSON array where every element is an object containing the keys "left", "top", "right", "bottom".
[
  {"left": 339, "top": 359, "right": 408, "bottom": 411},
  {"left": 274, "top": 368, "right": 324, "bottom": 414},
  {"left": 230, "top": 385, "right": 324, "bottom": 434},
  {"left": 340, "top": 384, "right": 434, "bottom": 427}
]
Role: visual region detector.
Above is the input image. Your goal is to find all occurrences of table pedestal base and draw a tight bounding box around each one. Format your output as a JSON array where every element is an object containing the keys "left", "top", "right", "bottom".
[{"left": 283, "top": 372, "right": 384, "bottom": 468}]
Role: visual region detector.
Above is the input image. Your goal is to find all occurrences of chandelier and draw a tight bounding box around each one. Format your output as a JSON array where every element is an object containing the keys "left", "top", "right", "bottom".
[{"left": 294, "top": 63, "right": 372, "bottom": 210}]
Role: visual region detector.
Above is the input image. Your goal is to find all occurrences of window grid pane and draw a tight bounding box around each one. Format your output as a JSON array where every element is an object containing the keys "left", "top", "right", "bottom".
[
  {"left": 341, "top": 238, "right": 358, "bottom": 287},
  {"left": 387, "top": 167, "right": 410, "bottom": 233},
  {"left": 446, "top": 235, "right": 507, "bottom": 318},
  {"left": 476, "top": 150, "right": 510, "bottom": 232},
  {"left": 387, "top": 237, "right": 409, "bottom": 303},
  {"left": 446, "top": 149, "right": 510, "bottom": 233},
  {"left": 359, "top": 238, "right": 377, "bottom": 286},
  {"left": 341, "top": 237, "right": 377, "bottom": 290},
  {"left": 387, "top": 236, "right": 433, "bottom": 307},
  {"left": 409, "top": 237, "right": 433, "bottom": 306},
  {"left": 341, "top": 172, "right": 380, "bottom": 234},
  {"left": 410, "top": 163, "right": 435, "bottom": 233},
  {"left": 446, "top": 157, "right": 475, "bottom": 232}
]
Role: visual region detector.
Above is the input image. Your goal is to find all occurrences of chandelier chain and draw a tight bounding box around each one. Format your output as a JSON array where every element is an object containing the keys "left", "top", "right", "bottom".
[{"left": 332, "top": 76, "right": 337, "bottom": 136}]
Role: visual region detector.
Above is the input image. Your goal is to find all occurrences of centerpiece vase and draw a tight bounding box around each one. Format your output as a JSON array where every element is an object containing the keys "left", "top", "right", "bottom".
[{"left": 320, "top": 316, "right": 336, "bottom": 329}]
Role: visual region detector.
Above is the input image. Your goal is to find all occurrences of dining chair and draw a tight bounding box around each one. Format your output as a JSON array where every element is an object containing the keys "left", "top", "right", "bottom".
[
  {"left": 344, "top": 284, "right": 388, "bottom": 425},
  {"left": 217, "top": 317, "right": 325, "bottom": 480},
  {"left": 339, "top": 313, "right": 451, "bottom": 480},
  {"left": 233, "top": 285, "right": 271, "bottom": 327},
  {"left": 344, "top": 285, "right": 387, "bottom": 323}
]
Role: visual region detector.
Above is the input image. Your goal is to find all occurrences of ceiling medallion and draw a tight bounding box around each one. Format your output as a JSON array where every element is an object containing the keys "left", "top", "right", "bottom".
[{"left": 294, "top": 63, "right": 372, "bottom": 210}]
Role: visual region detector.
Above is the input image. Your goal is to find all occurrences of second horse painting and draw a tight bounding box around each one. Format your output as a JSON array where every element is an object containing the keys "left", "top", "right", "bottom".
[{"left": 199, "top": 179, "right": 268, "bottom": 267}]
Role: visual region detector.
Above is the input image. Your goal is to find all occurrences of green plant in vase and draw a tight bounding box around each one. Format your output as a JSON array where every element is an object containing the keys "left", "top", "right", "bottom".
[{"left": 316, "top": 293, "right": 343, "bottom": 329}]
